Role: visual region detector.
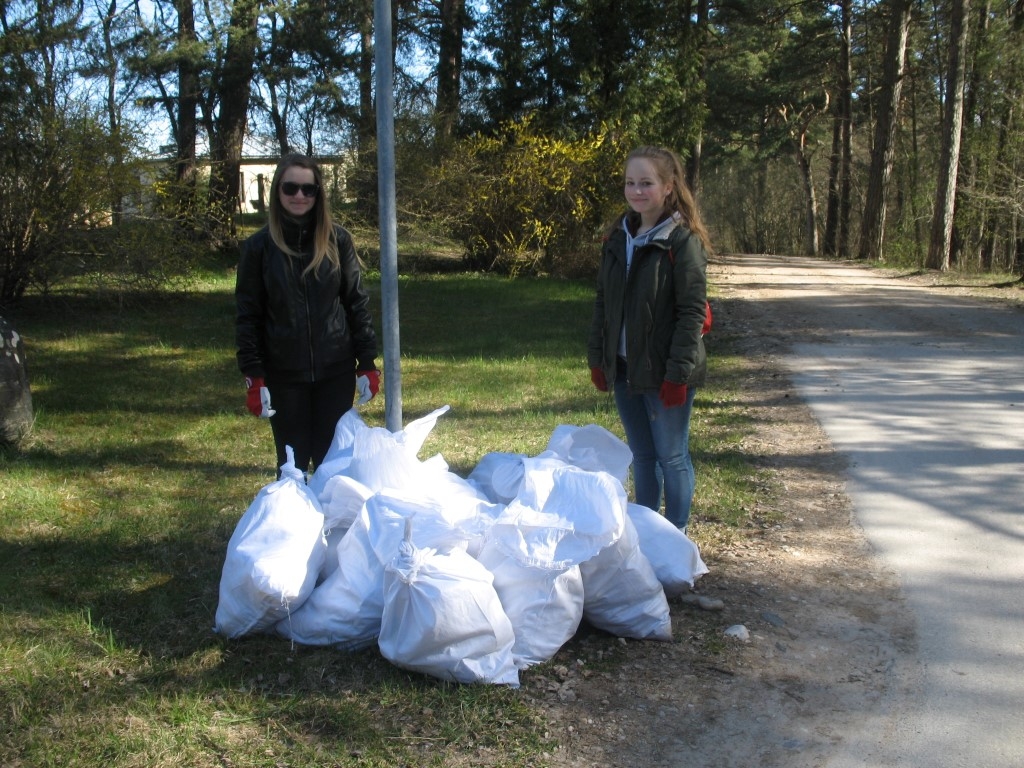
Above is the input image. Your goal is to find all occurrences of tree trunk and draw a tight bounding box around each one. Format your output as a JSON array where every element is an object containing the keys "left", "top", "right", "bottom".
[
  {"left": 824, "top": 106, "right": 842, "bottom": 256},
  {"left": 355, "top": 6, "right": 378, "bottom": 223},
  {"left": 926, "top": 0, "right": 970, "bottom": 271},
  {"left": 1011, "top": 0, "right": 1024, "bottom": 276},
  {"left": 858, "top": 0, "right": 913, "bottom": 261},
  {"left": 980, "top": 0, "right": 1021, "bottom": 271},
  {"left": 963, "top": 0, "right": 990, "bottom": 269},
  {"left": 0, "top": 316, "right": 33, "bottom": 446},
  {"left": 797, "top": 123, "right": 819, "bottom": 256},
  {"left": 268, "top": 81, "right": 290, "bottom": 156},
  {"left": 839, "top": 0, "right": 853, "bottom": 257},
  {"left": 98, "top": 0, "right": 125, "bottom": 227},
  {"left": 823, "top": 0, "right": 853, "bottom": 257},
  {"left": 436, "top": 0, "right": 465, "bottom": 143},
  {"left": 262, "top": 11, "right": 291, "bottom": 155},
  {"left": 687, "top": 0, "right": 710, "bottom": 190},
  {"left": 174, "top": 0, "right": 199, "bottom": 225},
  {"left": 208, "top": 0, "right": 262, "bottom": 244}
]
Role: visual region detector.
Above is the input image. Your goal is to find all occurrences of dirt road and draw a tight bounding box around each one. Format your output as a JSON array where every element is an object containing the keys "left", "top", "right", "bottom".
[
  {"left": 542, "top": 254, "right": 1024, "bottom": 768},
  {"left": 734, "top": 254, "right": 1024, "bottom": 768}
]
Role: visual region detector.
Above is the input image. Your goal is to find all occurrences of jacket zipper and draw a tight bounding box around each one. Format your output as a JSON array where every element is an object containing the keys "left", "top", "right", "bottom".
[{"left": 295, "top": 224, "right": 317, "bottom": 383}]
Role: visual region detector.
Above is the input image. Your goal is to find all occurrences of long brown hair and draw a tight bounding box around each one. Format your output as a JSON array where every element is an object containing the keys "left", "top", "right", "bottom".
[
  {"left": 615, "top": 146, "right": 713, "bottom": 253},
  {"left": 267, "top": 153, "right": 339, "bottom": 275}
]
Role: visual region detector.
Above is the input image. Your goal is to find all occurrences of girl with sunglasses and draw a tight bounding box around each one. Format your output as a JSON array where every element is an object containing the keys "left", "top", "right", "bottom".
[{"left": 235, "top": 153, "right": 380, "bottom": 476}]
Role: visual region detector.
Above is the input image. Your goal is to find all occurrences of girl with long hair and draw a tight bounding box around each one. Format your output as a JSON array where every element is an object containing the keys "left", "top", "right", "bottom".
[
  {"left": 588, "top": 146, "right": 711, "bottom": 530},
  {"left": 235, "top": 153, "right": 379, "bottom": 475}
]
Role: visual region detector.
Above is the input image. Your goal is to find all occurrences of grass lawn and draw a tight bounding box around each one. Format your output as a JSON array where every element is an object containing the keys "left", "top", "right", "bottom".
[{"left": 0, "top": 261, "right": 770, "bottom": 767}]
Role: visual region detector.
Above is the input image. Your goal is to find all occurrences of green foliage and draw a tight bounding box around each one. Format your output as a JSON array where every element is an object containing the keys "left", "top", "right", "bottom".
[
  {"left": 57, "top": 220, "right": 217, "bottom": 302},
  {"left": 702, "top": 156, "right": 807, "bottom": 254},
  {"left": 0, "top": 131, "right": 218, "bottom": 308},
  {"left": 418, "top": 118, "right": 626, "bottom": 276},
  {"left": 0, "top": 103, "right": 150, "bottom": 306},
  {"left": 945, "top": 3, "right": 1024, "bottom": 272},
  {"left": 473, "top": 0, "right": 707, "bottom": 149},
  {"left": 0, "top": 0, "right": 189, "bottom": 307},
  {"left": 704, "top": 0, "right": 835, "bottom": 157}
]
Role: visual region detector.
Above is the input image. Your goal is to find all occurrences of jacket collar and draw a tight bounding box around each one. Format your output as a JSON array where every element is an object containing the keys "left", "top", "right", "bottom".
[
  {"left": 281, "top": 215, "right": 315, "bottom": 251},
  {"left": 621, "top": 213, "right": 679, "bottom": 252},
  {"left": 623, "top": 212, "right": 680, "bottom": 240}
]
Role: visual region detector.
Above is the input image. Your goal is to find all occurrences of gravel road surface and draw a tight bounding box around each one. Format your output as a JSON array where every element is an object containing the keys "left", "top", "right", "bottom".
[{"left": 716, "top": 254, "right": 1024, "bottom": 768}]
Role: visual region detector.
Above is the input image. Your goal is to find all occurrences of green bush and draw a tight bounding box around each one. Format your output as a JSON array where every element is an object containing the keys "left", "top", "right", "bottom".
[
  {"left": 55, "top": 220, "right": 217, "bottom": 303},
  {"left": 420, "top": 118, "right": 626, "bottom": 277},
  {"left": 0, "top": 105, "right": 145, "bottom": 306}
]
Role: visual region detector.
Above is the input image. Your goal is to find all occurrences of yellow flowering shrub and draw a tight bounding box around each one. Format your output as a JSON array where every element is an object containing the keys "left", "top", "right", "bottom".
[{"left": 426, "top": 118, "right": 626, "bottom": 276}]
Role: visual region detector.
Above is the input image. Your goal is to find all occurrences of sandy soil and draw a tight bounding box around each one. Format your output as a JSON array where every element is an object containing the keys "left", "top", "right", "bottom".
[{"left": 525, "top": 256, "right": 1024, "bottom": 768}]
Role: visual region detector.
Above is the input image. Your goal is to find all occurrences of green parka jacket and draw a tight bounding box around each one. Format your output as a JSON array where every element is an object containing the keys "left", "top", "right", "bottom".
[{"left": 588, "top": 216, "right": 707, "bottom": 393}]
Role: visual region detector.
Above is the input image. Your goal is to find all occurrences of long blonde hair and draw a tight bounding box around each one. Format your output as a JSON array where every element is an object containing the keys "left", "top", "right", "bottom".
[
  {"left": 615, "top": 146, "right": 713, "bottom": 253},
  {"left": 267, "top": 153, "right": 339, "bottom": 275}
]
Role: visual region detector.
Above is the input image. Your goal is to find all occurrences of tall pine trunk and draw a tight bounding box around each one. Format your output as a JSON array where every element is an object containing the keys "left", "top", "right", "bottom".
[
  {"left": 174, "top": 0, "right": 199, "bottom": 228},
  {"left": 824, "top": 0, "right": 852, "bottom": 257},
  {"left": 687, "top": 0, "right": 710, "bottom": 191},
  {"left": 208, "top": 0, "right": 261, "bottom": 244},
  {"left": 858, "top": 0, "right": 913, "bottom": 261},
  {"left": 795, "top": 116, "right": 819, "bottom": 255},
  {"left": 436, "top": 0, "right": 465, "bottom": 144},
  {"left": 355, "top": 7, "right": 377, "bottom": 223},
  {"left": 926, "top": 0, "right": 971, "bottom": 270}
]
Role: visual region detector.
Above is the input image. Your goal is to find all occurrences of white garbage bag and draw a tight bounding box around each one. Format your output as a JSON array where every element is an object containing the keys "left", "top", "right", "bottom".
[
  {"left": 477, "top": 538, "right": 585, "bottom": 669},
  {"left": 542, "top": 423, "right": 633, "bottom": 488},
  {"left": 513, "top": 455, "right": 628, "bottom": 531},
  {"left": 276, "top": 498, "right": 393, "bottom": 650},
  {"left": 379, "top": 529, "right": 519, "bottom": 686},
  {"left": 414, "top": 459, "right": 498, "bottom": 538},
  {"left": 579, "top": 514, "right": 673, "bottom": 642},
  {"left": 396, "top": 404, "right": 451, "bottom": 456},
  {"left": 337, "top": 406, "right": 451, "bottom": 495},
  {"left": 307, "top": 408, "right": 368, "bottom": 497},
  {"left": 278, "top": 490, "right": 478, "bottom": 649},
  {"left": 502, "top": 465, "right": 627, "bottom": 570},
  {"left": 215, "top": 447, "right": 327, "bottom": 638},
  {"left": 344, "top": 413, "right": 497, "bottom": 554},
  {"left": 627, "top": 503, "right": 708, "bottom": 597},
  {"left": 316, "top": 474, "right": 374, "bottom": 582},
  {"left": 467, "top": 452, "right": 528, "bottom": 504},
  {"left": 475, "top": 464, "right": 626, "bottom": 667},
  {"left": 417, "top": 471, "right": 502, "bottom": 560},
  {"left": 346, "top": 427, "right": 439, "bottom": 495}
]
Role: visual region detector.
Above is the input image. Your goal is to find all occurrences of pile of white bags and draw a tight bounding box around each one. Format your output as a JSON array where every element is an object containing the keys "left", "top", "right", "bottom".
[{"left": 214, "top": 406, "right": 708, "bottom": 687}]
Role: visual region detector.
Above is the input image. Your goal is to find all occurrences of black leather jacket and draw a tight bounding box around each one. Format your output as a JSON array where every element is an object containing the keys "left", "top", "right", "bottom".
[{"left": 235, "top": 220, "right": 377, "bottom": 384}]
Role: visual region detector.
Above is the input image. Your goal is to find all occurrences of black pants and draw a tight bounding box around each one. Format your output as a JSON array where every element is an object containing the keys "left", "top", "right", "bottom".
[{"left": 267, "top": 373, "right": 356, "bottom": 475}]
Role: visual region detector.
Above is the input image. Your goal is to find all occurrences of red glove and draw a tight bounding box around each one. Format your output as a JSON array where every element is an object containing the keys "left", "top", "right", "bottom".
[
  {"left": 245, "top": 376, "right": 275, "bottom": 418},
  {"left": 590, "top": 367, "right": 608, "bottom": 392},
  {"left": 659, "top": 380, "right": 688, "bottom": 408},
  {"left": 356, "top": 369, "right": 380, "bottom": 404},
  {"left": 702, "top": 300, "right": 713, "bottom": 335}
]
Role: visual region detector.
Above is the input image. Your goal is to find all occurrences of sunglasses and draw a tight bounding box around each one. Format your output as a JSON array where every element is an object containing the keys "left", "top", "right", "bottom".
[{"left": 281, "top": 181, "right": 319, "bottom": 198}]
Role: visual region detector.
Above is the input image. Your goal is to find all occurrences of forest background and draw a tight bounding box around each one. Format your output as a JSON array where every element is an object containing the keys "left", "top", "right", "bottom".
[{"left": 2, "top": 0, "right": 1024, "bottom": 308}]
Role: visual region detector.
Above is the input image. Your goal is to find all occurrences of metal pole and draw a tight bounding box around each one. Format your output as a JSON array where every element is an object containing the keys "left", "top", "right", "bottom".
[{"left": 374, "top": 0, "right": 402, "bottom": 432}]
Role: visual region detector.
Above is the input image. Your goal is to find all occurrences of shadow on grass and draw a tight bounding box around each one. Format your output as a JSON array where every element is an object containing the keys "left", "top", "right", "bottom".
[{"left": 1, "top": 287, "right": 783, "bottom": 657}]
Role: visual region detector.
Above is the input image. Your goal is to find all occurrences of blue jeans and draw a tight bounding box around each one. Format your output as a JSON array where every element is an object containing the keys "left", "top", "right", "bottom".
[{"left": 614, "top": 366, "right": 697, "bottom": 529}]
